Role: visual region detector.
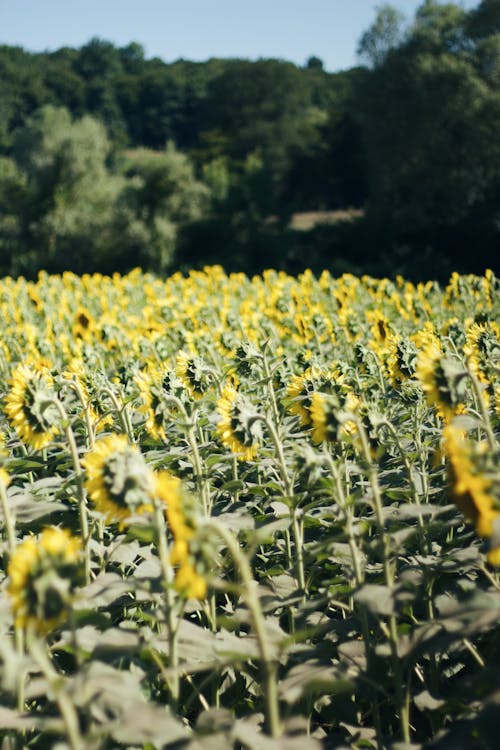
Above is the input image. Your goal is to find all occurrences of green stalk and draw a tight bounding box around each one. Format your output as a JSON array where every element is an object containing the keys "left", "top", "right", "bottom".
[
  {"left": 153, "top": 500, "right": 180, "bottom": 708},
  {"left": 162, "top": 394, "right": 210, "bottom": 517},
  {"left": 0, "top": 479, "right": 25, "bottom": 715},
  {"left": 31, "top": 639, "right": 84, "bottom": 750},
  {"left": 99, "top": 387, "right": 134, "bottom": 441},
  {"left": 467, "top": 369, "right": 496, "bottom": 451},
  {"left": 48, "top": 399, "right": 91, "bottom": 585},
  {"left": 257, "top": 415, "right": 305, "bottom": 593},
  {"left": 209, "top": 519, "right": 281, "bottom": 738},
  {"left": 356, "top": 417, "right": 411, "bottom": 744}
]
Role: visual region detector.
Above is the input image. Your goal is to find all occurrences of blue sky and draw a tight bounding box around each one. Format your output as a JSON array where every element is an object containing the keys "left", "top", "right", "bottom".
[{"left": 0, "top": 0, "right": 480, "bottom": 72}]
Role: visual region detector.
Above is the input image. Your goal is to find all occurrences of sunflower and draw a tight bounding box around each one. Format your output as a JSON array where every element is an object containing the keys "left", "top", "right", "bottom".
[
  {"left": 415, "top": 341, "right": 467, "bottom": 422},
  {"left": 4, "top": 363, "right": 59, "bottom": 450},
  {"left": 63, "top": 358, "right": 113, "bottom": 433},
  {"left": 8, "top": 527, "right": 82, "bottom": 634},
  {"left": 310, "top": 392, "right": 359, "bottom": 445},
  {"left": 72, "top": 306, "right": 96, "bottom": 343},
  {"left": 366, "top": 309, "right": 392, "bottom": 358},
  {"left": 83, "top": 435, "right": 155, "bottom": 525},
  {"left": 286, "top": 366, "right": 332, "bottom": 426},
  {"left": 216, "top": 384, "right": 261, "bottom": 461},
  {"left": 386, "top": 335, "right": 418, "bottom": 385},
  {"left": 134, "top": 366, "right": 184, "bottom": 442},
  {"left": 443, "top": 424, "right": 499, "bottom": 546},
  {"left": 154, "top": 471, "right": 207, "bottom": 599},
  {"left": 176, "top": 350, "right": 212, "bottom": 400},
  {"left": 463, "top": 321, "right": 500, "bottom": 393}
]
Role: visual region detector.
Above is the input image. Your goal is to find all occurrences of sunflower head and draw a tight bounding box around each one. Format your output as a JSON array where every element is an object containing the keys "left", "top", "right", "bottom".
[
  {"left": 8, "top": 527, "right": 83, "bottom": 634},
  {"left": 310, "top": 392, "right": 359, "bottom": 445},
  {"left": 216, "top": 385, "right": 262, "bottom": 461},
  {"left": 464, "top": 322, "right": 500, "bottom": 385},
  {"left": 233, "top": 341, "right": 262, "bottom": 377},
  {"left": 83, "top": 435, "right": 155, "bottom": 525},
  {"left": 443, "top": 424, "right": 499, "bottom": 540},
  {"left": 416, "top": 343, "right": 468, "bottom": 421},
  {"left": 176, "top": 351, "right": 212, "bottom": 399},
  {"left": 4, "top": 363, "right": 59, "bottom": 450},
  {"left": 154, "top": 471, "right": 207, "bottom": 599},
  {"left": 387, "top": 336, "right": 418, "bottom": 384}
]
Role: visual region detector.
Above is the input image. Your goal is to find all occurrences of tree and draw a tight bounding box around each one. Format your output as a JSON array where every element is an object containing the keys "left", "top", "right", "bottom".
[
  {"left": 357, "top": 4, "right": 407, "bottom": 67},
  {"left": 357, "top": 0, "right": 500, "bottom": 272},
  {"left": 117, "top": 142, "right": 209, "bottom": 272},
  {"left": 9, "top": 105, "right": 123, "bottom": 275}
]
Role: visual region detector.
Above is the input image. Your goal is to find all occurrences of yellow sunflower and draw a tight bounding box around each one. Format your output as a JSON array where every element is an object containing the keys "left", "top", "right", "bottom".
[
  {"left": 415, "top": 341, "right": 466, "bottom": 422},
  {"left": 8, "top": 527, "right": 82, "bottom": 634},
  {"left": 4, "top": 363, "right": 59, "bottom": 450},
  {"left": 443, "top": 424, "right": 499, "bottom": 545},
  {"left": 216, "top": 384, "right": 261, "bottom": 461},
  {"left": 310, "top": 392, "right": 359, "bottom": 445},
  {"left": 176, "top": 350, "right": 212, "bottom": 400},
  {"left": 286, "top": 367, "right": 325, "bottom": 426},
  {"left": 154, "top": 471, "right": 207, "bottom": 599},
  {"left": 83, "top": 435, "right": 155, "bottom": 525}
]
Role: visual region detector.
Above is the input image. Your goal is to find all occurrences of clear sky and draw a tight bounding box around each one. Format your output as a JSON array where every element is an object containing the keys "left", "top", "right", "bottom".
[{"left": 0, "top": 0, "right": 480, "bottom": 72}]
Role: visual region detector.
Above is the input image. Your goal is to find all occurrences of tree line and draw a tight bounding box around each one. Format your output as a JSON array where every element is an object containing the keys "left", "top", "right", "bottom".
[{"left": 0, "top": 0, "right": 499, "bottom": 280}]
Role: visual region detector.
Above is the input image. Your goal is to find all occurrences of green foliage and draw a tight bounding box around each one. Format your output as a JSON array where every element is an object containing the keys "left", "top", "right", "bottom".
[
  {"left": 357, "top": 0, "right": 500, "bottom": 271},
  {"left": 0, "top": 1, "right": 499, "bottom": 277},
  {"left": 0, "top": 107, "right": 209, "bottom": 276}
]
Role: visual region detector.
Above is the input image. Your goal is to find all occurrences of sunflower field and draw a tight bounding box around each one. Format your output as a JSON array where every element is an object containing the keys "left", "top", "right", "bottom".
[{"left": 0, "top": 266, "right": 499, "bottom": 750}]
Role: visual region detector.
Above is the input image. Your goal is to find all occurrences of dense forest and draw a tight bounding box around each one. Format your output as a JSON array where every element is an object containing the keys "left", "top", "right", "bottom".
[{"left": 0, "top": 0, "right": 499, "bottom": 280}]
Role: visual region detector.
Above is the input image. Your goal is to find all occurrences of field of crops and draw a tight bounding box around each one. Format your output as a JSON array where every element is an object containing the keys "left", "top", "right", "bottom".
[{"left": 0, "top": 266, "right": 498, "bottom": 750}]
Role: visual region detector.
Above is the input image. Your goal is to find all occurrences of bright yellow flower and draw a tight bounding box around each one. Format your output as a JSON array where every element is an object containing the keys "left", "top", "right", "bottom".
[
  {"left": 8, "top": 527, "right": 82, "bottom": 634},
  {"left": 443, "top": 424, "right": 499, "bottom": 541},
  {"left": 310, "top": 392, "right": 359, "bottom": 444},
  {"left": 83, "top": 435, "right": 155, "bottom": 525},
  {"left": 4, "top": 363, "right": 59, "bottom": 450},
  {"left": 176, "top": 350, "right": 212, "bottom": 399},
  {"left": 154, "top": 471, "right": 207, "bottom": 599},
  {"left": 216, "top": 384, "right": 261, "bottom": 461}
]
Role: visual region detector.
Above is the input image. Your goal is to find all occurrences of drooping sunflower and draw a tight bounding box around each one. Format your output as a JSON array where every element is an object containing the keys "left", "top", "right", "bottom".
[
  {"left": 386, "top": 335, "right": 418, "bottom": 385},
  {"left": 176, "top": 350, "right": 212, "bottom": 400},
  {"left": 310, "top": 391, "right": 359, "bottom": 445},
  {"left": 134, "top": 366, "right": 184, "bottom": 442},
  {"left": 8, "top": 527, "right": 83, "bottom": 634},
  {"left": 154, "top": 471, "right": 207, "bottom": 599},
  {"left": 4, "top": 363, "right": 59, "bottom": 450},
  {"left": 63, "top": 358, "right": 113, "bottom": 433},
  {"left": 463, "top": 321, "right": 500, "bottom": 394},
  {"left": 443, "top": 424, "right": 500, "bottom": 565},
  {"left": 415, "top": 340, "right": 468, "bottom": 422},
  {"left": 83, "top": 435, "right": 155, "bottom": 525},
  {"left": 216, "top": 384, "right": 261, "bottom": 461}
]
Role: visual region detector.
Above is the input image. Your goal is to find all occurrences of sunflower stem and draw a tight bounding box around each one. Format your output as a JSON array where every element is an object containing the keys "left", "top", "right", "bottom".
[
  {"left": 100, "top": 387, "right": 134, "bottom": 441},
  {"left": 209, "top": 519, "right": 281, "bottom": 738},
  {"left": 153, "top": 500, "right": 180, "bottom": 709},
  {"left": 466, "top": 368, "right": 496, "bottom": 451},
  {"left": 257, "top": 415, "right": 306, "bottom": 594},
  {"left": 30, "top": 639, "right": 84, "bottom": 750},
  {"left": 0, "top": 478, "right": 25, "bottom": 715},
  {"left": 47, "top": 398, "right": 91, "bottom": 585},
  {"left": 355, "top": 416, "right": 411, "bottom": 745}
]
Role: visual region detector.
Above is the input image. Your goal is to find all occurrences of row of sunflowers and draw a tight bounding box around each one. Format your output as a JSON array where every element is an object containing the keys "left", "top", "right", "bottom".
[{"left": 0, "top": 266, "right": 498, "bottom": 749}]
